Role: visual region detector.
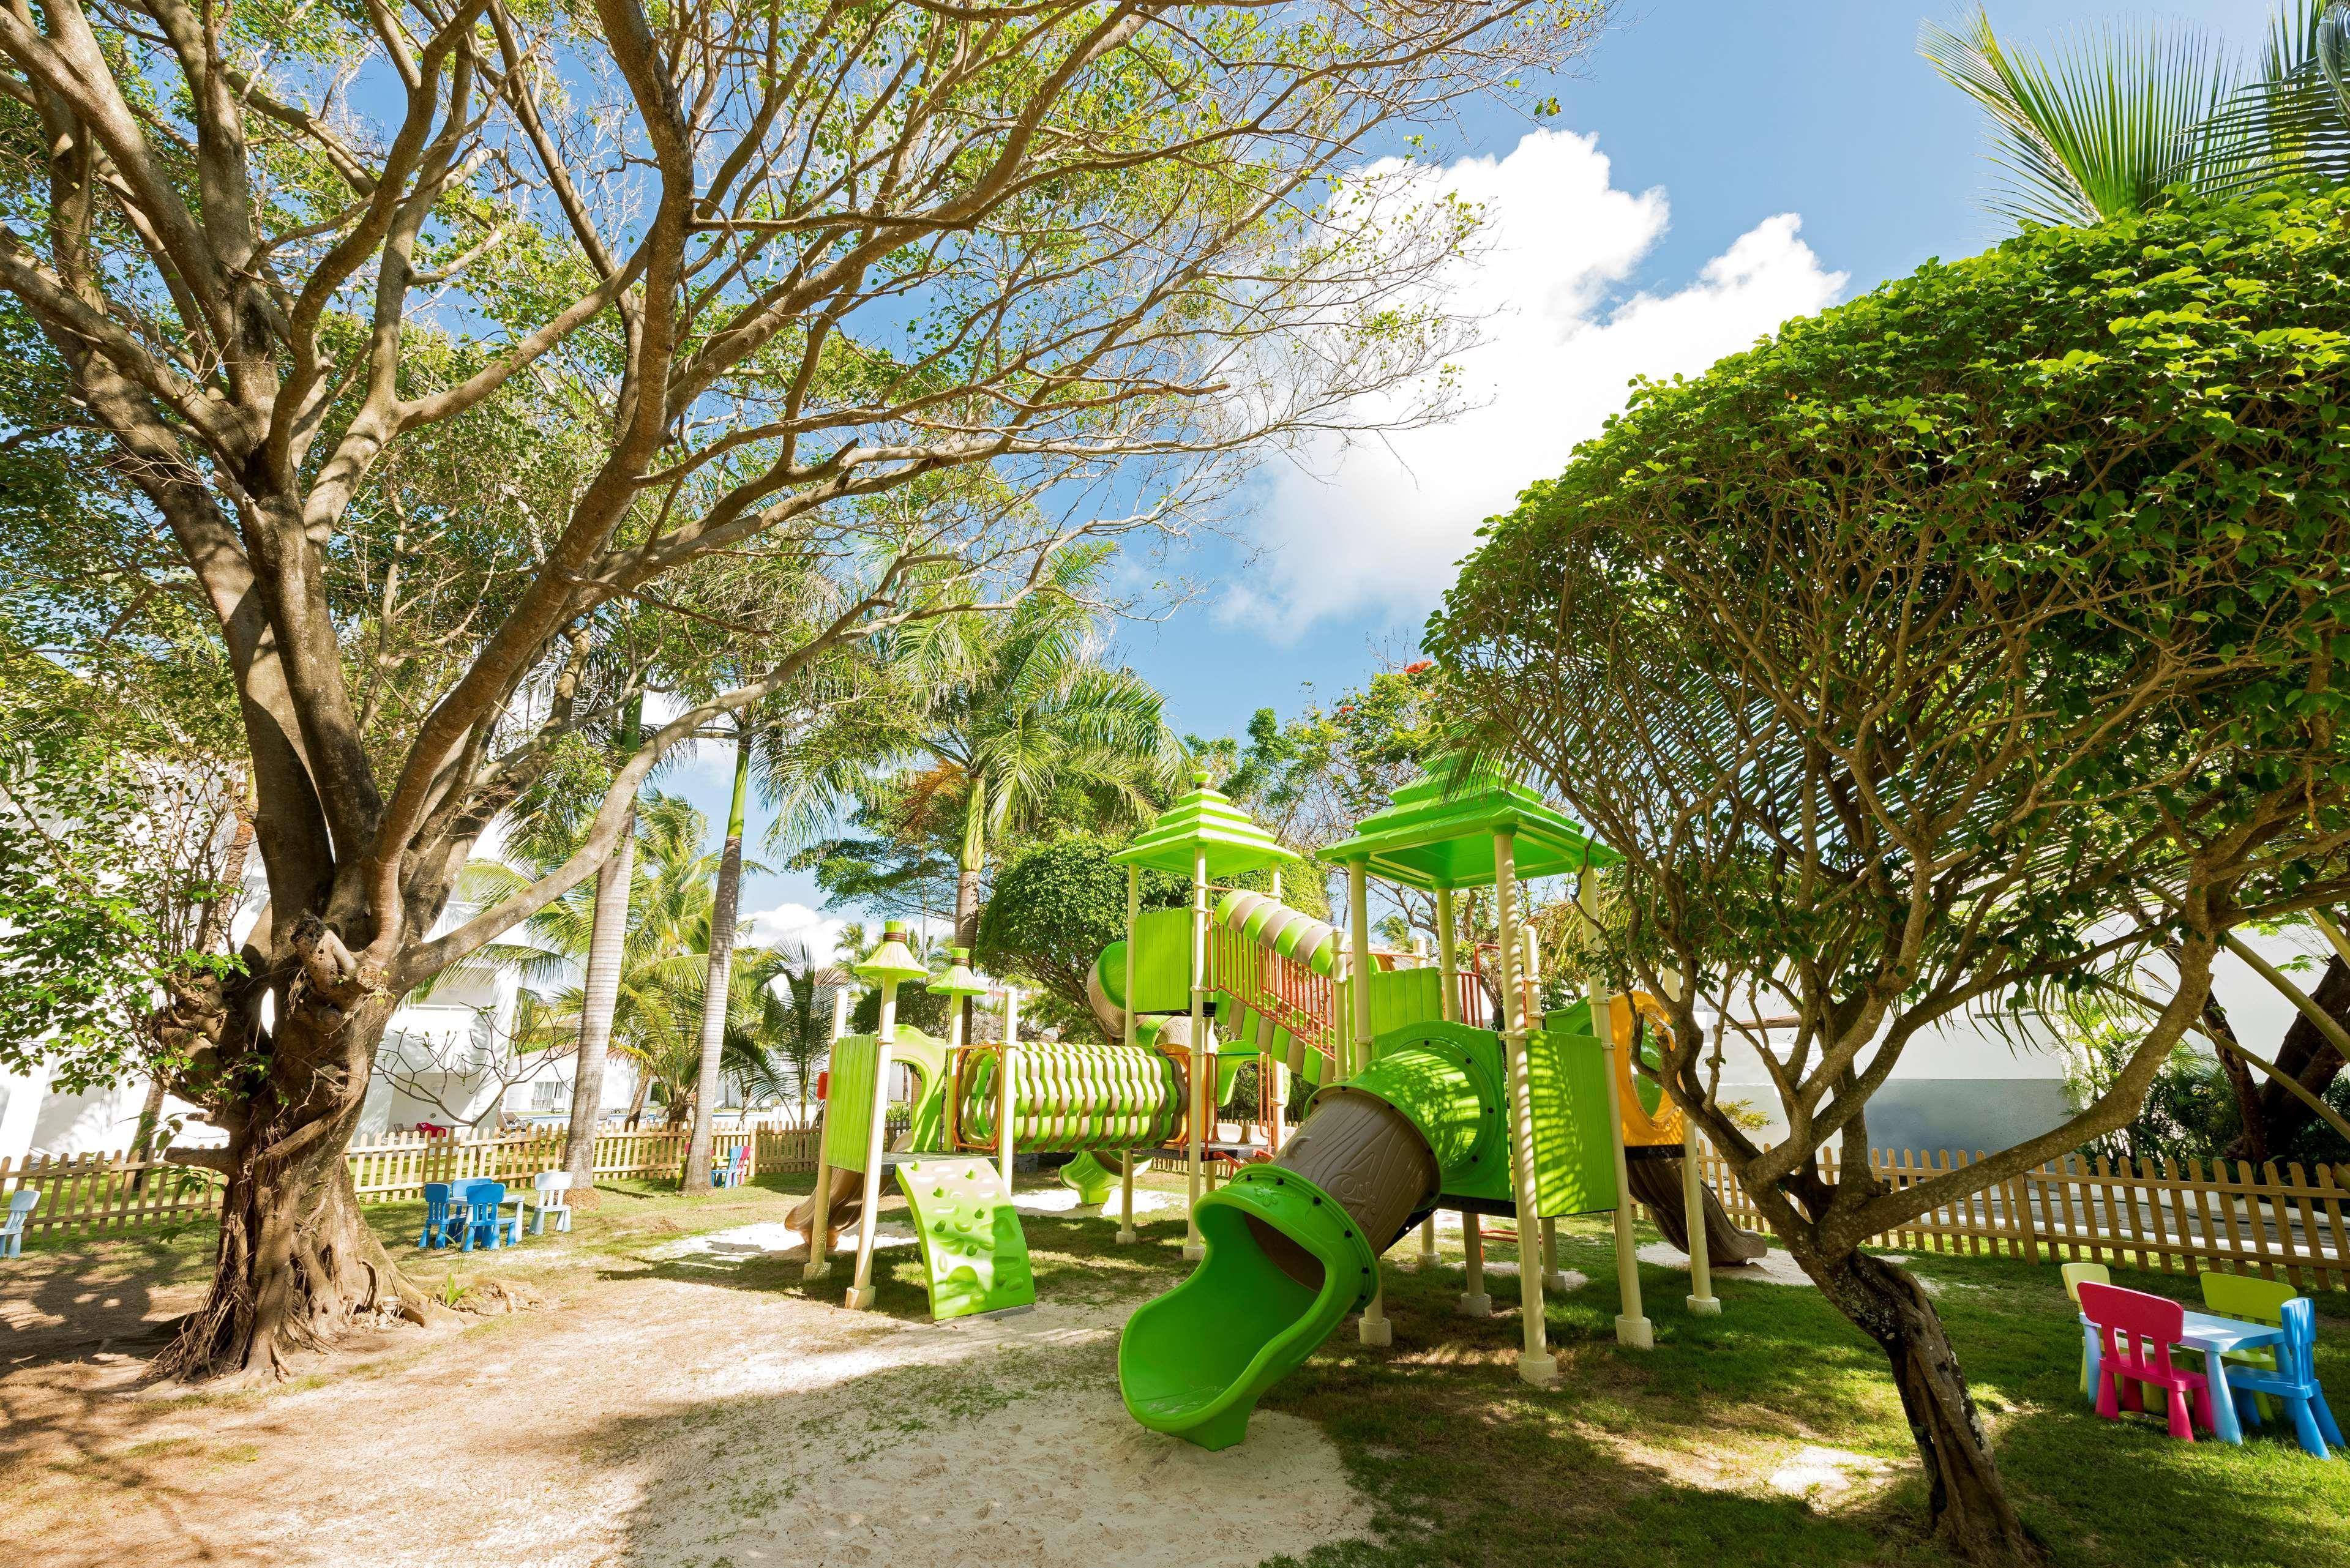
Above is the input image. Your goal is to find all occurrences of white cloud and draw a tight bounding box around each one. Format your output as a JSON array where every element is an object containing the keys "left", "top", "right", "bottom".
[
  {"left": 741, "top": 902, "right": 848, "bottom": 965},
  {"left": 1226, "top": 129, "right": 1846, "bottom": 636}
]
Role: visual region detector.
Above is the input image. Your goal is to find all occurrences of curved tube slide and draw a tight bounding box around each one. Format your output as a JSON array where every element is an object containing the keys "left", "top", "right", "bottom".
[{"left": 1119, "top": 1032, "right": 1494, "bottom": 1449}]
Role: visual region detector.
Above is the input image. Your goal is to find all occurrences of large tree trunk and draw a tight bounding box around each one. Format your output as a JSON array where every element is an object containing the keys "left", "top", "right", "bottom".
[
  {"left": 2226, "top": 954, "right": 2350, "bottom": 1162},
  {"left": 684, "top": 728, "right": 753, "bottom": 1195},
  {"left": 1805, "top": 1247, "right": 2038, "bottom": 1564},
  {"left": 563, "top": 812, "right": 637, "bottom": 1208},
  {"left": 157, "top": 929, "right": 434, "bottom": 1381}
]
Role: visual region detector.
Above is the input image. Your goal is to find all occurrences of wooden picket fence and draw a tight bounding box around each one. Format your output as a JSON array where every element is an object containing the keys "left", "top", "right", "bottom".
[
  {"left": 1688, "top": 1142, "right": 2350, "bottom": 1291},
  {"left": 2, "top": 1122, "right": 839, "bottom": 1239},
  {"left": 0, "top": 1151, "right": 227, "bottom": 1237},
  {"left": 18, "top": 1120, "right": 2345, "bottom": 1286}
]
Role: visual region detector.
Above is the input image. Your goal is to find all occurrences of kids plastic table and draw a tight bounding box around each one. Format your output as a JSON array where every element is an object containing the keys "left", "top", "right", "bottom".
[{"left": 2080, "top": 1305, "right": 2285, "bottom": 1444}]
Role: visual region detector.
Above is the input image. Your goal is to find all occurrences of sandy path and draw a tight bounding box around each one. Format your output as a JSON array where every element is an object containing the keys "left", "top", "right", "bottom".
[{"left": 2, "top": 1225, "right": 1368, "bottom": 1568}]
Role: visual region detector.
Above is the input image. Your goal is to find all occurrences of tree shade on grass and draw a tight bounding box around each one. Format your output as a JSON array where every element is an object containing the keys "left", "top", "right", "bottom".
[{"left": 1431, "top": 187, "right": 2350, "bottom": 1561}]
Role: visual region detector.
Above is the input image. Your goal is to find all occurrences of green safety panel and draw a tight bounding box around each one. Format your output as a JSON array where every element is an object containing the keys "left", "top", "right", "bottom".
[
  {"left": 1547, "top": 1001, "right": 1667, "bottom": 1115},
  {"left": 1368, "top": 966, "right": 1445, "bottom": 1035},
  {"left": 1524, "top": 1029, "right": 1619, "bottom": 1216},
  {"left": 1129, "top": 906, "right": 1194, "bottom": 1014},
  {"left": 895, "top": 1155, "right": 1036, "bottom": 1321},
  {"left": 820, "top": 1029, "right": 949, "bottom": 1168}
]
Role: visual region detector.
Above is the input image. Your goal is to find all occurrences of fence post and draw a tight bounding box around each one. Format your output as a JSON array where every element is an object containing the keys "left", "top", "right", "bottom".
[{"left": 2013, "top": 1161, "right": 2041, "bottom": 1264}]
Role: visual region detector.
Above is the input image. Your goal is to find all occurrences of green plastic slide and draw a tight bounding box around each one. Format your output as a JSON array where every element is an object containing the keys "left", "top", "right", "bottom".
[
  {"left": 1120, "top": 1027, "right": 1495, "bottom": 1449},
  {"left": 1117, "top": 1164, "right": 1377, "bottom": 1450}
]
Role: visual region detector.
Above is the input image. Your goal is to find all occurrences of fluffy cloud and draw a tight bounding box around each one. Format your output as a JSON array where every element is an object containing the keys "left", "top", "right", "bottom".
[
  {"left": 1225, "top": 129, "right": 1846, "bottom": 636},
  {"left": 741, "top": 902, "right": 848, "bottom": 964}
]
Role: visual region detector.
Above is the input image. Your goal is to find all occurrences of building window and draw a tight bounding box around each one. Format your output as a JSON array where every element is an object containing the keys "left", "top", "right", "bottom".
[{"left": 531, "top": 1081, "right": 561, "bottom": 1111}]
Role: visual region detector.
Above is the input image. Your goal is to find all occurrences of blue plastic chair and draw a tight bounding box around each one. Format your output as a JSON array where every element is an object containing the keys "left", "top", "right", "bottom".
[
  {"left": 711, "top": 1144, "right": 748, "bottom": 1189},
  {"left": 2, "top": 1189, "right": 39, "bottom": 1258},
  {"left": 417, "top": 1182, "right": 456, "bottom": 1250},
  {"left": 2225, "top": 1297, "right": 2344, "bottom": 1458},
  {"left": 458, "top": 1181, "right": 521, "bottom": 1251}
]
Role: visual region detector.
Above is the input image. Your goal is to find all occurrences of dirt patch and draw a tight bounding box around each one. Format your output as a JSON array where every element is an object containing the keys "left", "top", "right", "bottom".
[{"left": 1, "top": 1209, "right": 1369, "bottom": 1568}]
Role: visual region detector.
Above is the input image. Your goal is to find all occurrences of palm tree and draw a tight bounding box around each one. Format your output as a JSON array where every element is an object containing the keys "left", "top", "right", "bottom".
[
  {"left": 1920, "top": 2, "right": 2349, "bottom": 230},
  {"left": 894, "top": 545, "right": 1180, "bottom": 957},
  {"left": 758, "top": 943, "right": 841, "bottom": 1117},
  {"left": 482, "top": 794, "right": 725, "bottom": 1128},
  {"left": 682, "top": 711, "right": 759, "bottom": 1194}
]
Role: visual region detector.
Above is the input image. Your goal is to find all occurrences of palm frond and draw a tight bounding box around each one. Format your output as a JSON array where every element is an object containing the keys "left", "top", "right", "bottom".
[
  {"left": 2195, "top": 2, "right": 2350, "bottom": 194},
  {"left": 1922, "top": 6, "right": 2242, "bottom": 227}
]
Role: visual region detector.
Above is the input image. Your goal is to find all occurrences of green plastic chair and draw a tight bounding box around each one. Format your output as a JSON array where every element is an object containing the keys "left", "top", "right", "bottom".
[
  {"left": 2062, "top": 1263, "right": 2111, "bottom": 1399},
  {"left": 2199, "top": 1271, "right": 2299, "bottom": 1420}
]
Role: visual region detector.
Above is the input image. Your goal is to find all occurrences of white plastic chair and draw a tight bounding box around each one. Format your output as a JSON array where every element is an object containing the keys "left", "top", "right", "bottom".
[
  {"left": 529, "top": 1170, "right": 573, "bottom": 1235},
  {"left": 2, "top": 1189, "right": 39, "bottom": 1258}
]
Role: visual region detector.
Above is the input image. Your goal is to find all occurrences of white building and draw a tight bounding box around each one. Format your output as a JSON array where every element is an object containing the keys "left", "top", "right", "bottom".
[{"left": 1698, "top": 927, "right": 2320, "bottom": 1155}]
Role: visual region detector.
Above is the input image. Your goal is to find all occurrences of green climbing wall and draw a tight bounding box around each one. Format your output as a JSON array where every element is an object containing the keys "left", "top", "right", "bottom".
[{"left": 894, "top": 1154, "right": 1037, "bottom": 1321}]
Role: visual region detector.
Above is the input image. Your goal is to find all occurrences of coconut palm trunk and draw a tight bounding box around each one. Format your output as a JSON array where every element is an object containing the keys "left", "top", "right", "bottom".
[
  {"left": 562, "top": 812, "right": 635, "bottom": 1207},
  {"left": 955, "top": 775, "right": 988, "bottom": 1043},
  {"left": 684, "top": 724, "right": 755, "bottom": 1195}
]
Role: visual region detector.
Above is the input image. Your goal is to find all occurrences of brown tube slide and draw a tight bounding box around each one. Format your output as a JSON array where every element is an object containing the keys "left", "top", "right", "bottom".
[
  {"left": 1623, "top": 1156, "right": 1770, "bottom": 1265},
  {"left": 1246, "top": 1089, "right": 1438, "bottom": 1291}
]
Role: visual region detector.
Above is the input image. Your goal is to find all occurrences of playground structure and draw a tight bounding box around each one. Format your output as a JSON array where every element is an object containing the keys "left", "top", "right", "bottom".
[{"left": 791, "top": 760, "right": 1765, "bottom": 1446}]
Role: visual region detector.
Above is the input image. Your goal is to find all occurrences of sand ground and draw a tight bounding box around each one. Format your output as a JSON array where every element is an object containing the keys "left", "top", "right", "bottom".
[{"left": 0, "top": 1189, "right": 1368, "bottom": 1568}]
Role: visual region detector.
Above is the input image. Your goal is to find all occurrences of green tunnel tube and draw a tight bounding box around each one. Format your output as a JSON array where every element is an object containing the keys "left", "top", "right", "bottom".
[{"left": 1118, "top": 1029, "right": 1499, "bottom": 1450}]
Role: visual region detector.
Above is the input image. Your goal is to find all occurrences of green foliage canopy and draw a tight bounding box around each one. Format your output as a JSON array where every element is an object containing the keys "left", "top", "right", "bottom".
[{"left": 1435, "top": 185, "right": 2350, "bottom": 1202}]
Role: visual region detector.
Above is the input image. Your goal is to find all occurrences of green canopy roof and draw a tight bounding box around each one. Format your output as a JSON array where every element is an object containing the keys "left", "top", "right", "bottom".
[
  {"left": 1320, "top": 753, "right": 1617, "bottom": 890},
  {"left": 1112, "top": 769, "right": 1300, "bottom": 879},
  {"left": 933, "top": 947, "right": 988, "bottom": 999}
]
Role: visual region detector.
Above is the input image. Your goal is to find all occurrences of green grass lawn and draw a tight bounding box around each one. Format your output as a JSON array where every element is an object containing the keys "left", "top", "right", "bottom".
[{"left": 13, "top": 1173, "right": 2349, "bottom": 1567}]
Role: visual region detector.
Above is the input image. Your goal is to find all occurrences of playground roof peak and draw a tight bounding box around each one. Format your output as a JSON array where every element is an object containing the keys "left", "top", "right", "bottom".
[
  {"left": 932, "top": 947, "right": 987, "bottom": 999},
  {"left": 1321, "top": 751, "right": 1617, "bottom": 890},
  {"left": 854, "top": 919, "right": 929, "bottom": 986},
  {"left": 1112, "top": 767, "right": 1300, "bottom": 878}
]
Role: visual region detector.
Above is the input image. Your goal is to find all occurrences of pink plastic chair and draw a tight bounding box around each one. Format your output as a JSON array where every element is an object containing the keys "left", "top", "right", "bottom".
[{"left": 2079, "top": 1281, "right": 2213, "bottom": 1441}]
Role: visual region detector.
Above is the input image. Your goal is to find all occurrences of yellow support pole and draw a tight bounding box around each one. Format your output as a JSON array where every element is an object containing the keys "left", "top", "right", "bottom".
[
  {"left": 1683, "top": 1116, "right": 1719, "bottom": 1315},
  {"left": 1494, "top": 831, "right": 1554, "bottom": 1384},
  {"left": 1459, "top": 1214, "right": 1491, "bottom": 1315},
  {"left": 1346, "top": 857, "right": 1391, "bottom": 1346},
  {"left": 999, "top": 985, "right": 1020, "bottom": 1191},
  {"left": 845, "top": 980, "right": 901, "bottom": 1312},
  {"left": 1436, "top": 887, "right": 1458, "bottom": 1025},
  {"left": 1585, "top": 878, "right": 1653, "bottom": 1350},
  {"left": 1185, "top": 845, "right": 1207, "bottom": 1262},
  {"left": 1120, "top": 865, "right": 1139, "bottom": 1244},
  {"left": 800, "top": 984, "right": 851, "bottom": 1282}
]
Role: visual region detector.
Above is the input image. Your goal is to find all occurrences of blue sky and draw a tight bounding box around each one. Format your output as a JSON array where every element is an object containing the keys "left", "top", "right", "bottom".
[{"left": 672, "top": 0, "right": 2274, "bottom": 957}]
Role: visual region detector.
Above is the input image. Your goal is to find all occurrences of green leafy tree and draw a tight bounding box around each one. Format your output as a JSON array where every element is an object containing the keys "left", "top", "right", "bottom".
[
  {"left": 975, "top": 837, "right": 1189, "bottom": 1037},
  {"left": 1922, "top": 2, "right": 2350, "bottom": 1167},
  {"left": 1433, "top": 189, "right": 2350, "bottom": 1560},
  {"left": 0, "top": 0, "right": 1595, "bottom": 1376}
]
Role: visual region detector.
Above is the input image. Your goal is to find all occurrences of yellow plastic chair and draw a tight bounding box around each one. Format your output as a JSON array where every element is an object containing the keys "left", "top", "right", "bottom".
[
  {"left": 2062, "top": 1263, "right": 2111, "bottom": 1400},
  {"left": 2200, "top": 1271, "right": 2299, "bottom": 1421}
]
